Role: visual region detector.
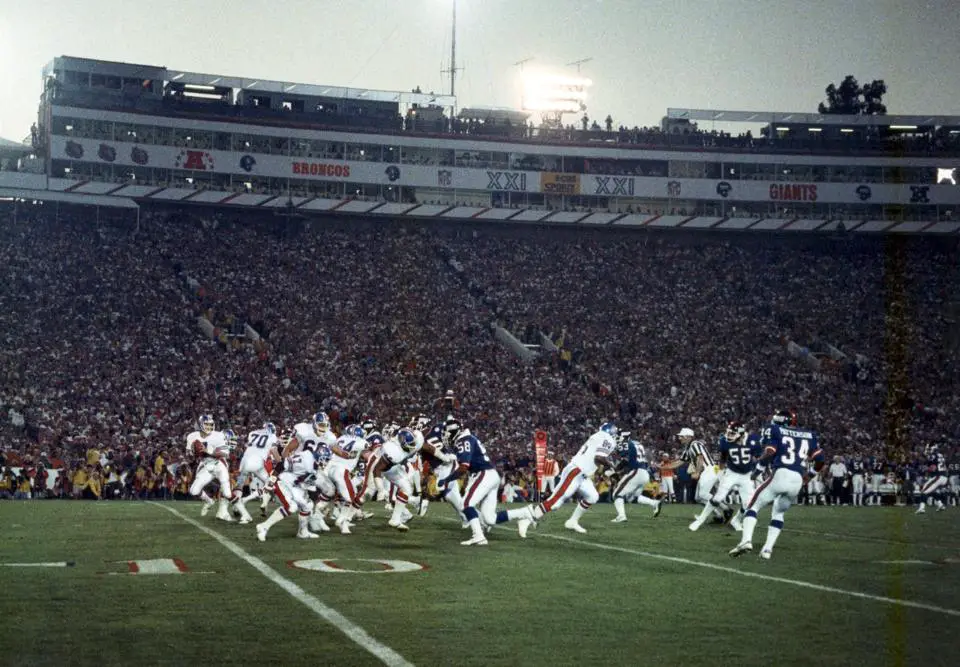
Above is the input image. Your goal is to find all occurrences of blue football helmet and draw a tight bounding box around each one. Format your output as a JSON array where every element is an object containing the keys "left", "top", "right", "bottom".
[
  {"left": 600, "top": 422, "right": 618, "bottom": 438},
  {"left": 397, "top": 428, "right": 418, "bottom": 453},
  {"left": 223, "top": 429, "right": 237, "bottom": 447},
  {"left": 197, "top": 414, "right": 215, "bottom": 435},
  {"left": 345, "top": 424, "right": 365, "bottom": 438},
  {"left": 262, "top": 422, "right": 277, "bottom": 436},
  {"left": 313, "top": 411, "right": 330, "bottom": 435}
]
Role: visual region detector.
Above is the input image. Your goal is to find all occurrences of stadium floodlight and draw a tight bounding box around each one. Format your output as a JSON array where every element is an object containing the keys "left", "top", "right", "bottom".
[
  {"left": 840, "top": 128, "right": 855, "bottom": 133},
  {"left": 775, "top": 126, "right": 790, "bottom": 131},
  {"left": 807, "top": 127, "right": 822, "bottom": 132},
  {"left": 889, "top": 125, "right": 918, "bottom": 130},
  {"left": 521, "top": 71, "right": 592, "bottom": 114},
  {"left": 184, "top": 84, "right": 216, "bottom": 91}
]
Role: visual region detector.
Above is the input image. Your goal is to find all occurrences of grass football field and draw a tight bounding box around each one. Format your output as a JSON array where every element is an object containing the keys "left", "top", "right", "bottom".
[{"left": 1, "top": 500, "right": 958, "bottom": 667}]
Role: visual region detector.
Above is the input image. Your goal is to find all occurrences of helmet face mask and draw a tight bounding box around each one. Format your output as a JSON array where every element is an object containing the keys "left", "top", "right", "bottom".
[
  {"left": 397, "top": 428, "right": 418, "bottom": 453},
  {"left": 313, "top": 411, "right": 330, "bottom": 436},
  {"left": 263, "top": 422, "right": 277, "bottom": 436},
  {"left": 443, "top": 419, "right": 462, "bottom": 447},
  {"left": 361, "top": 419, "right": 377, "bottom": 436},
  {"left": 198, "top": 415, "right": 215, "bottom": 435},
  {"left": 725, "top": 421, "right": 745, "bottom": 442},
  {"left": 600, "top": 422, "right": 618, "bottom": 438}
]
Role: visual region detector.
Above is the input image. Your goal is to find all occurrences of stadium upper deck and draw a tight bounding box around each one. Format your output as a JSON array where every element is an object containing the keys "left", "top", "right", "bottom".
[{"left": 2, "top": 56, "right": 959, "bottom": 233}]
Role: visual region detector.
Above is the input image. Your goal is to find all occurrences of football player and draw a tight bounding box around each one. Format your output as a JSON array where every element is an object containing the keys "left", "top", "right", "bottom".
[
  {"left": 255, "top": 445, "right": 321, "bottom": 541},
  {"left": 730, "top": 409, "right": 824, "bottom": 559},
  {"left": 528, "top": 422, "right": 618, "bottom": 534},
  {"left": 323, "top": 424, "right": 369, "bottom": 534},
  {"left": 185, "top": 414, "right": 218, "bottom": 517},
  {"left": 189, "top": 427, "right": 240, "bottom": 522},
  {"left": 849, "top": 451, "right": 867, "bottom": 507},
  {"left": 690, "top": 421, "right": 759, "bottom": 532},
  {"left": 610, "top": 435, "right": 663, "bottom": 523},
  {"left": 234, "top": 422, "right": 282, "bottom": 523},
  {"left": 369, "top": 424, "right": 455, "bottom": 530},
  {"left": 439, "top": 420, "right": 533, "bottom": 545},
  {"left": 283, "top": 412, "right": 337, "bottom": 530},
  {"left": 868, "top": 456, "right": 886, "bottom": 506},
  {"left": 948, "top": 455, "right": 960, "bottom": 507},
  {"left": 423, "top": 416, "right": 467, "bottom": 525},
  {"left": 916, "top": 443, "right": 948, "bottom": 514}
]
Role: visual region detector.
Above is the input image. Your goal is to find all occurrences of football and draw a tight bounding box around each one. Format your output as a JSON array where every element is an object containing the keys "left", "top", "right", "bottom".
[{"left": 192, "top": 440, "right": 205, "bottom": 457}]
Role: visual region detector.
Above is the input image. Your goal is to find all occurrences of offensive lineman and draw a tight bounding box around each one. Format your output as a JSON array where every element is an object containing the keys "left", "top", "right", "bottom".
[
  {"left": 234, "top": 422, "right": 282, "bottom": 523},
  {"left": 528, "top": 422, "right": 618, "bottom": 534}
]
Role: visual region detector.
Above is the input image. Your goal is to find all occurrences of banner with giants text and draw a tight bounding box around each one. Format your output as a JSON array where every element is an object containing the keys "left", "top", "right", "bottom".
[{"left": 534, "top": 430, "right": 548, "bottom": 493}]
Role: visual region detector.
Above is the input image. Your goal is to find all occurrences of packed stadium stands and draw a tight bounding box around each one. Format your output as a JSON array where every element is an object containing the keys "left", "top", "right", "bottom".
[{"left": 1, "top": 202, "right": 958, "bottom": 503}]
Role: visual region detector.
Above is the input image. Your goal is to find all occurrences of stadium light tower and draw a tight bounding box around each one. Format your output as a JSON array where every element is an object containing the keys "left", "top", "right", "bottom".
[
  {"left": 441, "top": 0, "right": 463, "bottom": 116},
  {"left": 566, "top": 57, "right": 593, "bottom": 75}
]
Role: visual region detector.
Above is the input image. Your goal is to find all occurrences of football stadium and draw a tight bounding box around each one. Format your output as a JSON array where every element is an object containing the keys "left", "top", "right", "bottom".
[{"left": 1, "top": 2, "right": 960, "bottom": 665}]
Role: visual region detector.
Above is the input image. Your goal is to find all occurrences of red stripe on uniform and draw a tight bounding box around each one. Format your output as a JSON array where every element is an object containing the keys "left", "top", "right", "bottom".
[
  {"left": 273, "top": 484, "right": 291, "bottom": 512},
  {"left": 543, "top": 467, "right": 581, "bottom": 512},
  {"left": 463, "top": 470, "right": 487, "bottom": 507},
  {"left": 746, "top": 475, "right": 774, "bottom": 510},
  {"left": 342, "top": 470, "right": 358, "bottom": 506}
]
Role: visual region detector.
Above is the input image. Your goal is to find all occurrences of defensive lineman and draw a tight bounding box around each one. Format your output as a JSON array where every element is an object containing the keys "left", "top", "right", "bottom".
[
  {"left": 730, "top": 410, "right": 824, "bottom": 560},
  {"left": 689, "top": 421, "right": 758, "bottom": 532},
  {"left": 256, "top": 445, "right": 321, "bottom": 540},
  {"left": 916, "top": 444, "right": 948, "bottom": 514},
  {"left": 610, "top": 436, "right": 663, "bottom": 522}
]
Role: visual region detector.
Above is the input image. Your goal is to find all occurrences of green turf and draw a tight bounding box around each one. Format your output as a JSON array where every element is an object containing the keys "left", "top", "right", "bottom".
[{"left": 1, "top": 500, "right": 958, "bottom": 667}]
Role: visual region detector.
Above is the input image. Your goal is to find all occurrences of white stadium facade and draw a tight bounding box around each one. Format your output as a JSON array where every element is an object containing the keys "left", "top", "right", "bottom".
[{"left": 2, "top": 55, "right": 959, "bottom": 234}]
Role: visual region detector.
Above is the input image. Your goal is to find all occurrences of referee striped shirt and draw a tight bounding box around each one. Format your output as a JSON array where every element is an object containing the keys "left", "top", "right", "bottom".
[{"left": 682, "top": 440, "right": 715, "bottom": 467}]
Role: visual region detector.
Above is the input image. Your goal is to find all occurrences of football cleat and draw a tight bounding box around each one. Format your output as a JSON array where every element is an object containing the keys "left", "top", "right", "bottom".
[
  {"left": 729, "top": 542, "right": 753, "bottom": 557},
  {"left": 936, "top": 504, "right": 946, "bottom": 512},
  {"left": 915, "top": 507, "right": 926, "bottom": 514},
  {"left": 460, "top": 535, "right": 488, "bottom": 546},
  {"left": 418, "top": 499, "right": 430, "bottom": 517},
  {"left": 688, "top": 520, "right": 702, "bottom": 532},
  {"left": 564, "top": 520, "right": 587, "bottom": 534},
  {"left": 255, "top": 524, "right": 268, "bottom": 542},
  {"left": 297, "top": 530, "right": 320, "bottom": 539},
  {"left": 611, "top": 515, "right": 627, "bottom": 523},
  {"left": 200, "top": 502, "right": 213, "bottom": 517},
  {"left": 653, "top": 501, "right": 663, "bottom": 518},
  {"left": 759, "top": 549, "right": 772, "bottom": 560},
  {"left": 518, "top": 518, "right": 534, "bottom": 538}
]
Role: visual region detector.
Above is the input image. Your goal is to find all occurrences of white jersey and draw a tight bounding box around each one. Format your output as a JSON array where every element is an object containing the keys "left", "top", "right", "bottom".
[
  {"left": 291, "top": 423, "right": 336, "bottom": 457},
  {"left": 202, "top": 431, "right": 230, "bottom": 459},
  {"left": 242, "top": 428, "right": 279, "bottom": 464},
  {"left": 381, "top": 431, "right": 424, "bottom": 468},
  {"left": 185, "top": 430, "right": 206, "bottom": 456},
  {"left": 282, "top": 448, "right": 318, "bottom": 485},
  {"left": 328, "top": 434, "right": 369, "bottom": 473},
  {"left": 571, "top": 431, "right": 617, "bottom": 476}
]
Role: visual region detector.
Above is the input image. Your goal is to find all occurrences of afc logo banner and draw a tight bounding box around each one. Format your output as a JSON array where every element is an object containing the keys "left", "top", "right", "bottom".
[
  {"left": 175, "top": 150, "right": 215, "bottom": 171},
  {"left": 716, "top": 181, "right": 733, "bottom": 198},
  {"left": 910, "top": 186, "right": 930, "bottom": 204},
  {"left": 385, "top": 165, "right": 401, "bottom": 182},
  {"left": 593, "top": 176, "right": 635, "bottom": 196},
  {"left": 855, "top": 185, "right": 872, "bottom": 201},
  {"left": 239, "top": 155, "right": 256, "bottom": 172},
  {"left": 486, "top": 171, "right": 527, "bottom": 191}
]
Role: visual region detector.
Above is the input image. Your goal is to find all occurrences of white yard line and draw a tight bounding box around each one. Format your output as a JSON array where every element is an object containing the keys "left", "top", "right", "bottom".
[
  {"left": 534, "top": 530, "right": 960, "bottom": 618},
  {"left": 151, "top": 502, "right": 415, "bottom": 667}
]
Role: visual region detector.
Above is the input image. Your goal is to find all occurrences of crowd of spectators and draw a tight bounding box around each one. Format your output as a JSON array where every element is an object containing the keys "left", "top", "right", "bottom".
[{"left": 1, "top": 202, "right": 958, "bottom": 504}]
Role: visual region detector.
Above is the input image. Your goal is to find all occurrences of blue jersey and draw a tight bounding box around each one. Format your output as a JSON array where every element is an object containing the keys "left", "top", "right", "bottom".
[
  {"left": 454, "top": 433, "right": 494, "bottom": 472},
  {"left": 763, "top": 424, "right": 823, "bottom": 474},
  {"left": 422, "top": 423, "right": 448, "bottom": 467},
  {"left": 850, "top": 458, "right": 865, "bottom": 475},
  {"left": 871, "top": 458, "right": 885, "bottom": 475},
  {"left": 928, "top": 453, "right": 947, "bottom": 475},
  {"left": 616, "top": 440, "right": 648, "bottom": 471},
  {"left": 719, "top": 434, "right": 760, "bottom": 474}
]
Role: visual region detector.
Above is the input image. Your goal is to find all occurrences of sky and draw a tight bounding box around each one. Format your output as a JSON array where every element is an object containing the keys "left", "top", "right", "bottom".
[{"left": 1, "top": 0, "right": 959, "bottom": 141}]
